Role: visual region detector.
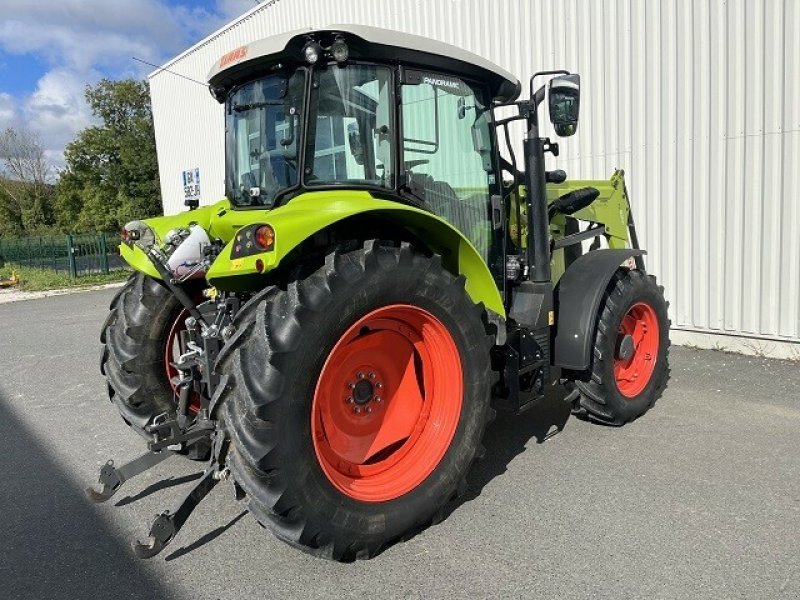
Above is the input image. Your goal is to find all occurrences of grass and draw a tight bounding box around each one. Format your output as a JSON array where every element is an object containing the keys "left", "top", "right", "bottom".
[
  {"left": 742, "top": 340, "right": 771, "bottom": 358},
  {"left": 0, "top": 263, "right": 130, "bottom": 292}
]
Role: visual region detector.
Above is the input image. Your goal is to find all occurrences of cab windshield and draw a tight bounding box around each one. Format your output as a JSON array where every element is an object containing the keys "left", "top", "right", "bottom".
[
  {"left": 227, "top": 65, "right": 396, "bottom": 207},
  {"left": 226, "top": 71, "right": 305, "bottom": 207}
]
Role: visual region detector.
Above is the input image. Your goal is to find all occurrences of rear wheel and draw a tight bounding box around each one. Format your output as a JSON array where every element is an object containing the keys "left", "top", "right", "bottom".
[
  {"left": 101, "top": 273, "right": 208, "bottom": 458},
  {"left": 218, "top": 240, "right": 495, "bottom": 560},
  {"left": 571, "top": 269, "right": 670, "bottom": 425}
]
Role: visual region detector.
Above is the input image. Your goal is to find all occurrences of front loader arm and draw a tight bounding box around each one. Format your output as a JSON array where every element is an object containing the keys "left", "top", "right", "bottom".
[
  {"left": 509, "top": 169, "right": 633, "bottom": 284},
  {"left": 547, "top": 169, "right": 631, "bottom": 248}
]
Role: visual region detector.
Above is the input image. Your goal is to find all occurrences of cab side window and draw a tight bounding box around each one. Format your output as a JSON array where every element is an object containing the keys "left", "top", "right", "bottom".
[{"left": 401, "top": 73, "right": 497, "bottom": 263}]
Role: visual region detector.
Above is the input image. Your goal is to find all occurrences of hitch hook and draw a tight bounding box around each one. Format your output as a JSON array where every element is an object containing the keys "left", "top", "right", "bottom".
[
  {"left": 85, "top": 450, "right": 176, "bottom": 504},
  {"left": 131, "top": 466, "right": 220, "bottom": 559},
  {"left": 85, "top": 460, "right": 123, "bottom": 503},
  {"left": 131, "top": 513, "right": 176, "bottom": 559}
]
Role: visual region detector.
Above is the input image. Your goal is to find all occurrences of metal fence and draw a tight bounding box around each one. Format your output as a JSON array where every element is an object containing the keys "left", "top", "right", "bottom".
[{"left": 0, "top": 233, "right": 126, "bottom": 277}]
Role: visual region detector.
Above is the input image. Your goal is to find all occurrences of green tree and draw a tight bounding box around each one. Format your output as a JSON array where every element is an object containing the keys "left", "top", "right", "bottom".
[{"left": 56, "top": 79, "right": 161, "bottom": 232}]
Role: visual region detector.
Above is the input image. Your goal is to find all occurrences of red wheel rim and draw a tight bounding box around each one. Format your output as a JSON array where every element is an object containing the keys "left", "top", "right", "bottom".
[
  {"left": 165, "top": 309, "right": 201, "bottom": 413},
  {"left": 614, "top": 302, "right": 660, "bottom": 398},
  {"left": 311, "top": 304, "right": 463, "bottom": 502}
]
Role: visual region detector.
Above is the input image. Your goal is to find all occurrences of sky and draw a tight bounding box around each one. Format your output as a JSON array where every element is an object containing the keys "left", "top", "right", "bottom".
[{"left": 0, "top": 0, "right": 257, "bottom": 170}]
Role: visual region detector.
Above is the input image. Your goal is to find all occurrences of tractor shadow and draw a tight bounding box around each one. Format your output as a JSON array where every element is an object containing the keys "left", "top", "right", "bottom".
[
  {"left": 165, "top": 510, "right": 248, "bottom": 561},
  {"left": 442, "top": 387, "right": 573, "bottom": 518},
  {"left": 115, "top": 471, "right": 204, "bottom": 507},
  {"left": 0, "top": 390, "right": 174, "bottom": 600}
]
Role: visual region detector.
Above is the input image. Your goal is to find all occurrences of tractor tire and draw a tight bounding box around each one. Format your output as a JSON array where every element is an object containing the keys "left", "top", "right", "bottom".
[
  {"left": 100, "top": 272, "right": 209, "bottom": 459},
  {"left": 217, "top": 240, "right": 495, "bottom": 560},
  {"left": 571, "top": 269, "right": 670, "bottom": 426}
]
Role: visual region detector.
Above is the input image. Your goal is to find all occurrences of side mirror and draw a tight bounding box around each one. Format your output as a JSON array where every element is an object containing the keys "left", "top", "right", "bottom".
[
  {"left": 471, "top": 113, "right": 493, "bottom": 172},
  {"left": 457, "top": 96, "right": 476, "bottom": 120},
  {"left": 279, "top": 112, "right": 296, "bottom": 149},
  {"left": 548, "top": 74, "right": 580, "bottom": 137}
]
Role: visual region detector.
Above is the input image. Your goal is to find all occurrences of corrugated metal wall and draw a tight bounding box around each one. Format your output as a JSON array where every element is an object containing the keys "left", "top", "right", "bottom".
[{"left": 149, "top": 0, "right": 800, "bottom": 349}]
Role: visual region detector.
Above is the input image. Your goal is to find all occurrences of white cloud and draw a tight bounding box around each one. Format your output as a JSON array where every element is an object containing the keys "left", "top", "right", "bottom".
[
  {"left": 23, "top": 68, "right": 98, "bottom": 168},
  {"left": 0, "top": 0, "right": 187, "bottom": 71},
  {"left": 0, "top": 92, "right": 17, "bottom": 130},
  {"left": 0, "top": 0, "right": 253, "bottom": 172}
]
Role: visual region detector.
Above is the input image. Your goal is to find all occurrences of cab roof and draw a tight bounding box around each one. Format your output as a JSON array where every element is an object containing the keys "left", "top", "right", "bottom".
[{"left": 207, "top": 24, "right": 521, "bottom": 103}]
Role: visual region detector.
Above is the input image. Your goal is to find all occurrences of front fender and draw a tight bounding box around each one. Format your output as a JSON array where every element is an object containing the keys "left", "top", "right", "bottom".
[
  {"left": 553, "top": 248, "right": 646, "bottom": 371},
  {"left": 206, "top": 191, "right": 505, "bottom": 317}
]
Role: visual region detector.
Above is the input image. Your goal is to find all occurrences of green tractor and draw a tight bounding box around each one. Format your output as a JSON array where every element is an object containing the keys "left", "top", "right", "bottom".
[{"left": 89, "top": 25, "right": 669, "bottom": 560}]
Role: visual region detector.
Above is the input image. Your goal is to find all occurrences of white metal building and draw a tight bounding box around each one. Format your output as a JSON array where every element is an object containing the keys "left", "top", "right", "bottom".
[{"left": 149, "top": 0, "right": 800, "bottom": 357}]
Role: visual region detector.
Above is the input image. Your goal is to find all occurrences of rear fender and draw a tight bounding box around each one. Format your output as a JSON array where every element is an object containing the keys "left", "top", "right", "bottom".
[{"left": 206, "top": 191, "right": 506, "bottom": 317}]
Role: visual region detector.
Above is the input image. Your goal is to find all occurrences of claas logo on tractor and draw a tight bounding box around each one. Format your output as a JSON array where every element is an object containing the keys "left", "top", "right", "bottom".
[
  {"left": 89, "top": 25, "right": 670, "bottom": 561},
  {"left": 218, "top": 45, "right": 247, "bottom": 69}
]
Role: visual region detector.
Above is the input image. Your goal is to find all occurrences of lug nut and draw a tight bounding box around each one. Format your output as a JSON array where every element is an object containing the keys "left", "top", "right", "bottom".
[
  {"left": 365, "top": 406, "right": 372, "bottom": 414},
  {"left": 376, "top": 382, "right": 383, "bottom": 389},
  {"left": 346, "top": 396, "right": 354, "bottom": 404},
  {"left": 368, "top": 372, "right": 376, "bottom": 379},
  {"left": 374, "top": 396, "right": 381, "bottom": 403},
  {"left": 348, "top": 382, "right": 356, "bottom": 389},
  {"left": 353, "top": 406, "right": 361, "bottom": 414},
  {"left": 357, "top": 372, "right": 365, "bottom": 379}
]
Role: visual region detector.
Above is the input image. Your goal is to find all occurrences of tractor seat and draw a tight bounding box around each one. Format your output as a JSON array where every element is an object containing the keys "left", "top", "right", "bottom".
[
  {"left": 406, "top": 171, "right": 459, "bottom": 221},
  {"left": 405, "top": 171, "right": 490, "bottom": 259},
  {"left": 427, "top": 180, "right": 460, "bottom": 219}
]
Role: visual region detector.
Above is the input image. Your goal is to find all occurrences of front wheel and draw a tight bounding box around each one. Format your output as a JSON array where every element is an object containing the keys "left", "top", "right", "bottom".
[
  {"left": 218, "top": 240, "right": 495, "bottom": 560},
  {"left": 571, "top": 269, "right": 670, "bottom": 425}
]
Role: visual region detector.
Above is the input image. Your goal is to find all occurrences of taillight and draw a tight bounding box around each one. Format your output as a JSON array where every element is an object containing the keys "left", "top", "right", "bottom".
[{"left": 254, "top": 225, "right": 275, "bottom": 250}]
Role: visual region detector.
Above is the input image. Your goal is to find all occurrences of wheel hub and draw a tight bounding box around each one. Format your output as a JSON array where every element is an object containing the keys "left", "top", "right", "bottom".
[
  {"left": 352, "top": 379, "right": 374, "bottom": 405},
  {"left": 165, "top": 308, "right": 201, "bottom": 414},
  {"left": 616, "top": 334, "right": 635, "bottom": 360},
  {"left": 346, "top": 371, "right": 384, "bottom": 413}
]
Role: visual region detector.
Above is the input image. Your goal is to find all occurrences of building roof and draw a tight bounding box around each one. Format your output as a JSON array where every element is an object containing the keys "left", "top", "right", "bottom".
[{"left": 206, "top": 24, "right": 521, "bottom": 102}]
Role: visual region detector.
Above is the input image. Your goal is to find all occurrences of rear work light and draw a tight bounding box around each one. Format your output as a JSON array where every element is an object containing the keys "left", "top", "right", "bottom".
[
  {"left": 303, "top": 41, "right": 322, "bottom": 64},
  {"left": 331, "top": 37, "right": 349, "bottom": 63}
]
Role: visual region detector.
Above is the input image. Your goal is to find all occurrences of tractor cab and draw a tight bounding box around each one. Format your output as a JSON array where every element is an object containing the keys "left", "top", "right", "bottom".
[{"left": 208, "top": 25, "right": 521, "bottom": 275}]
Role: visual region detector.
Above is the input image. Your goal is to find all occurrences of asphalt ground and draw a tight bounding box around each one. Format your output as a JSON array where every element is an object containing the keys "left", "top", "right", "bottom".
[{"left": 1, "top": 288, "right": 798, "bottom": 600}]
